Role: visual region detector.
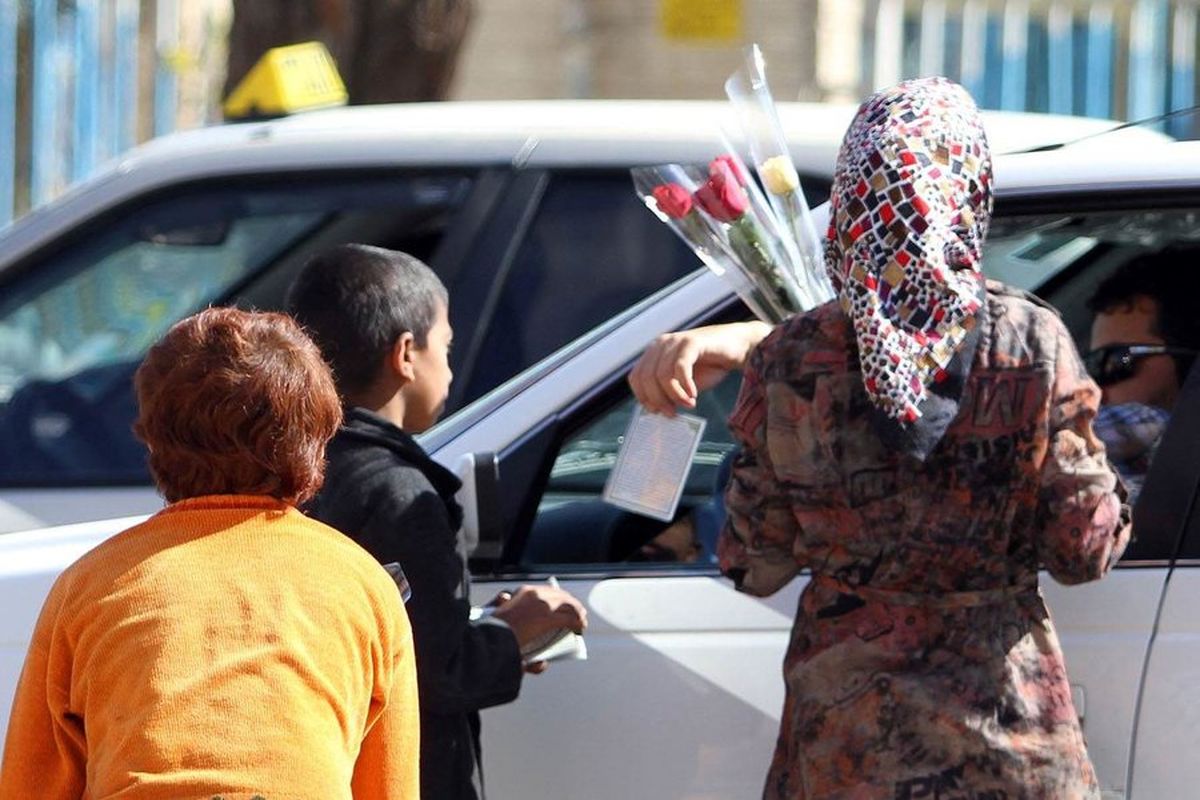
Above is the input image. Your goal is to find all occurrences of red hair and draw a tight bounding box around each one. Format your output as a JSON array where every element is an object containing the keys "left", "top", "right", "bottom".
[{"left": 133, "top": 307, "right": 343, "bottom": 505}]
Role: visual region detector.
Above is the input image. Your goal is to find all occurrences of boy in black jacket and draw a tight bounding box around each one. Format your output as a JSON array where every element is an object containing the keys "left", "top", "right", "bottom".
[{"left": 287, "top": 244, "right": 587, "bottom": 800}]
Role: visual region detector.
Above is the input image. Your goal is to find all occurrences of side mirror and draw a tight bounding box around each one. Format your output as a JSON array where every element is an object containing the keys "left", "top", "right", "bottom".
[{"left": 454, "top": 451, "right": 505, "bottom": 560}]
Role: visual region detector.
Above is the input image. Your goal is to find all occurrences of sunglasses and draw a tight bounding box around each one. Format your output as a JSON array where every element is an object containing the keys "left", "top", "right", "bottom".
[{"left": 1083, "top": 343, "right": 1199, "bottom": 387}]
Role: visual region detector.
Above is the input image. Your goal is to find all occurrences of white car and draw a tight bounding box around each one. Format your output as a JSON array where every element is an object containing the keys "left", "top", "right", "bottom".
[
  {"left": 1, "top": 106, "right": 1191, "bottom": 800},
  {"left": 0, "top": 99, "right": 1149, "bottom": 534}
]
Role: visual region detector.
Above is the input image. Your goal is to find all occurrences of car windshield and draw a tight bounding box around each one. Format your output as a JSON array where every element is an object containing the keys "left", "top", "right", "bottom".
[
  {"left": 0, "top": 209, "right": 324, "bottom": 404},
  {"left": 0, "top": 175, "right": 472, "bottom": 485},
  {"left": 0, "top": 177, "right": 470, "bottom": 403}
]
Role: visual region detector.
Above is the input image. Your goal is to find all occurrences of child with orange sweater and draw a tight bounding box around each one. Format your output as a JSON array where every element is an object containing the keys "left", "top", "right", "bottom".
[{"left": 0, "top": 308, "right": 419, "bottom": 799}]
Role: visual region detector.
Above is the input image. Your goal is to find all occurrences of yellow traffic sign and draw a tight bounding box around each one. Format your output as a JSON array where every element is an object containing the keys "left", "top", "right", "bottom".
[{"left": 223, "top": 41, "right": 348, "bottom": 121}]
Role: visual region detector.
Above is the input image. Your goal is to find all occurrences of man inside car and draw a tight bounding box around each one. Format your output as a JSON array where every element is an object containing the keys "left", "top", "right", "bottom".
[{"left": 1086, "top": 249, "right": 1200, "bottom": 502}]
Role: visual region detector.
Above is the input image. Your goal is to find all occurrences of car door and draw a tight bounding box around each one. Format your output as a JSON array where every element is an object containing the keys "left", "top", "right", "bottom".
[
  {"left": 994, "top": 199, "right": 1200, "bottom": 799},
  {"left": 1124, "top": 359, "right": 1200, "bottom": 798}
]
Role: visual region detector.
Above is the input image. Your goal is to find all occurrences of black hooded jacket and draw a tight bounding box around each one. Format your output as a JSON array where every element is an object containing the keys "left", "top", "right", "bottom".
[{"left": 308, "top": 407, "right": 523, "bottom": 800}]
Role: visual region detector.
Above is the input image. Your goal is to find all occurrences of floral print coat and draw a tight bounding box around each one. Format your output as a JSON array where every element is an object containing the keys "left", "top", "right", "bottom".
[{"left": 719, "top": 282, "right": 1131, "bottom": 800}]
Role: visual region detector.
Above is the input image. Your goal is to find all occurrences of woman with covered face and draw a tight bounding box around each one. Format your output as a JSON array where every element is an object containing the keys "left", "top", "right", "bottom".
[{"left": 631, "top": 78, "right": 1129, "bottom": 798}]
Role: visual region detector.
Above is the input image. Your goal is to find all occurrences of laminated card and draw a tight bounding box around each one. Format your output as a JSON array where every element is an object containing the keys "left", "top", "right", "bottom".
[{"left": 603, "top": 405, "right": 706, "bottom": 522}]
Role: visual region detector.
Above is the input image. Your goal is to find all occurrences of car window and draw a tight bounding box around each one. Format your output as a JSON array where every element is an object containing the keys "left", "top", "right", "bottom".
[
  {"left": 520, "top": 371, "right": 742, "bottom": 569},
  {"left": 0, "top": 174, "right": 473, "bottom": 486},
  {"left": 455, "top": 170, "right": 702, "bottom": 406}
]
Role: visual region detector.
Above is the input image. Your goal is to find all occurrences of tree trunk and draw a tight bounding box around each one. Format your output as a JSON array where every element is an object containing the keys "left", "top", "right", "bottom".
[{"left": 224, "top": 0, "right": 475, "bottom": 104}]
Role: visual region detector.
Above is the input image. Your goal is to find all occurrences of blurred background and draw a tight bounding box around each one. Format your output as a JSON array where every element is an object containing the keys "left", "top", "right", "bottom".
[{"left": 1, "top": 0, "right": 1196, "bottom": 224}]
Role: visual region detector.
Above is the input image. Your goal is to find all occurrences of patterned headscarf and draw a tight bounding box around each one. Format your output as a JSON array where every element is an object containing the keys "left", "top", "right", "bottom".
[{"left": 825, "top": 77, "right": 993, "bottom": 425}]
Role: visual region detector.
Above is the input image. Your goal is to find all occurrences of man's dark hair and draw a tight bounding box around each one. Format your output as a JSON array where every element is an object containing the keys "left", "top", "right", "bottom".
[
  {"left": 286, "top": 244, "right": 448, "bottom": 395},
  {"left": 1087, "top": 246, "right": 1200, "bottom": 380}
]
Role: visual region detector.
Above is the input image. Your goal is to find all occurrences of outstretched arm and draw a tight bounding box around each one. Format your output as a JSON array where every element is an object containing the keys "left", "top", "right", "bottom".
[{"left": 629, "top": 321, "right": 772, "bottom": 415}]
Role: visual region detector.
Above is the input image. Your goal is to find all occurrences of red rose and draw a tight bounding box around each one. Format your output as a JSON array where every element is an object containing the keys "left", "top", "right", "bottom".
[
  {"left": 709, "top": 154, "right": 749, "bottom": 186},
  {"left": 651, "top": 183, "right": 693, "bottom": 219},
  {"left": 693, "top": 168, "right": 748, "bottom": 222}
]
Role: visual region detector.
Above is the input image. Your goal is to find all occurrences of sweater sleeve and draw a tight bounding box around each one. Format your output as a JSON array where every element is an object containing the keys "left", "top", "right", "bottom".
[
  {"left": 1034, "top": 317, "right": 1132, "bottom": 584},
  {"left": 0, "top": 582, "right": 87, "bottom": 799},
  {"left": 351, "top": 610, "right": 421, "bottom": 800},
  {"left": 357, "top": 472, "right": 523, "bottom": 716}
]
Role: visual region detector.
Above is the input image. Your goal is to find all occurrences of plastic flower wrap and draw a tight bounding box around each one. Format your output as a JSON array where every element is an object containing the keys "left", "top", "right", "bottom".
[
  {"left": 631, "top": 44, "right": 833, "bottom": 323},
  {"left": 724, "top": 43, "right": 834, "bottom": 308},
  {"left": 633, "top": 154, "right": 809, "bottom": 323}
]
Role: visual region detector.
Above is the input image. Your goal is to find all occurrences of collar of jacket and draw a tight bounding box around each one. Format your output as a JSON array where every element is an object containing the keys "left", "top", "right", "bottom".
[{"left": 339, "top": 407, "right": 464, "bottom": 503}]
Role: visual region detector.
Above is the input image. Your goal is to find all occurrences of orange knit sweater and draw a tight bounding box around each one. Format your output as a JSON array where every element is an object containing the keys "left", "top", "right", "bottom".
[{"left": 0, "top": 495, "right": 419, "bottom": 800}]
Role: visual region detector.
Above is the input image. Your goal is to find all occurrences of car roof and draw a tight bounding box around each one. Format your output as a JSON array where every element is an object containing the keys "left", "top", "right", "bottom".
[
  {"left": 125, "top": 99, "right": 1151, "bottom": 162},
  {"left": 995, "top": 142, "right": 1200, "bottom": 195},
  {"left": 0, "top": 99, "right": 1178, "bottom": 272}
]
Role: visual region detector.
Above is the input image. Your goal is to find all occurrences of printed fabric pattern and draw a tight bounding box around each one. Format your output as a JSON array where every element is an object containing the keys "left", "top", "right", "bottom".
[
  {"left": 825, "top": 77, "right": 993, "bottom": 423},
  {"left": 719, "top": 284, "right": 1130, "bottom": 799}
]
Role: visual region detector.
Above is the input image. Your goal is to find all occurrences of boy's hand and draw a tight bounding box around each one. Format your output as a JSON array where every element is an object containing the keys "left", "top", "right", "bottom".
[{"left": 490, "top": 584, "right": 587, "bottom": 651}]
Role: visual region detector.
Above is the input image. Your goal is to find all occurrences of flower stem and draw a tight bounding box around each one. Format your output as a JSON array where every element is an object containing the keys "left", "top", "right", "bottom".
[{"left": 729, "top": 215, "right": 797, "bottom": 321}]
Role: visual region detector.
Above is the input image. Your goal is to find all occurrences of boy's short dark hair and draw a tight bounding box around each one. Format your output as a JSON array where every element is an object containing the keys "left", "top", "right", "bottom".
[
  {"left": 286, "top": 244, "right": 448, "bottom": 395},
  {"left": 1087, "top": 246, "right": 1200, "bottom": 379}
]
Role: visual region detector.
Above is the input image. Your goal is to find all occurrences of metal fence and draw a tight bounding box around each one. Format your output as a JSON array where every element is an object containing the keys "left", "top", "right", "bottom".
[
  {"left": 0, "top": 0, "right": 226, "bottom": 227},
  {"left": 863, "top": 0, "right": 1197, "bottom": 134},
  {"left": 3, "top": 0, "right": 1200, "bottom": 227}
]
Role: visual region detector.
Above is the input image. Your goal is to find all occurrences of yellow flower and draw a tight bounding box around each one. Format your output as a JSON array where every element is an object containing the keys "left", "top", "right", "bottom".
[{"left": 760, "top": 155, "right": 799, "bottom": 195}]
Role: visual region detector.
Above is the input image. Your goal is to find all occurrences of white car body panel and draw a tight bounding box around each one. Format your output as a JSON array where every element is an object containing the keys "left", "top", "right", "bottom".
[
  {"left": 0, "top": 488, "right": 162, "bottom": 534},
  {"left": 0, "top": 515, "right": 145, "bottom": 742},
  {"left": 1128, "top": 566, "right": 1200, "bottom": 798},
  {"left": 463, "top": 571, "right": 1165, "bottom": 800},
  {"left": 1040, "top": 572, "right": 1166, "bottom": 796},
  {"left": 469, "top": 575, "right": 805, "bottom": 800}
]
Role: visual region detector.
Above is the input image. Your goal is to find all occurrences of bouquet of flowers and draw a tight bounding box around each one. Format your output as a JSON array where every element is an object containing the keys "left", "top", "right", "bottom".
[
  {"left": 632, "top": 152, "right": 809, "bottom": 323},
  {"left": 631, "top": 45, "right": 834, "bottom": 323}
]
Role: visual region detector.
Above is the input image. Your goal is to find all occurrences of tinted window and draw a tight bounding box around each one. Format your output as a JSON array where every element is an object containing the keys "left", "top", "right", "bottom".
[
  {"left": 457, "top": 171, "right": 701, "bottom": 404},
  {"left": 0, "top": 175, "right": 472, "bottom": 485}
]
